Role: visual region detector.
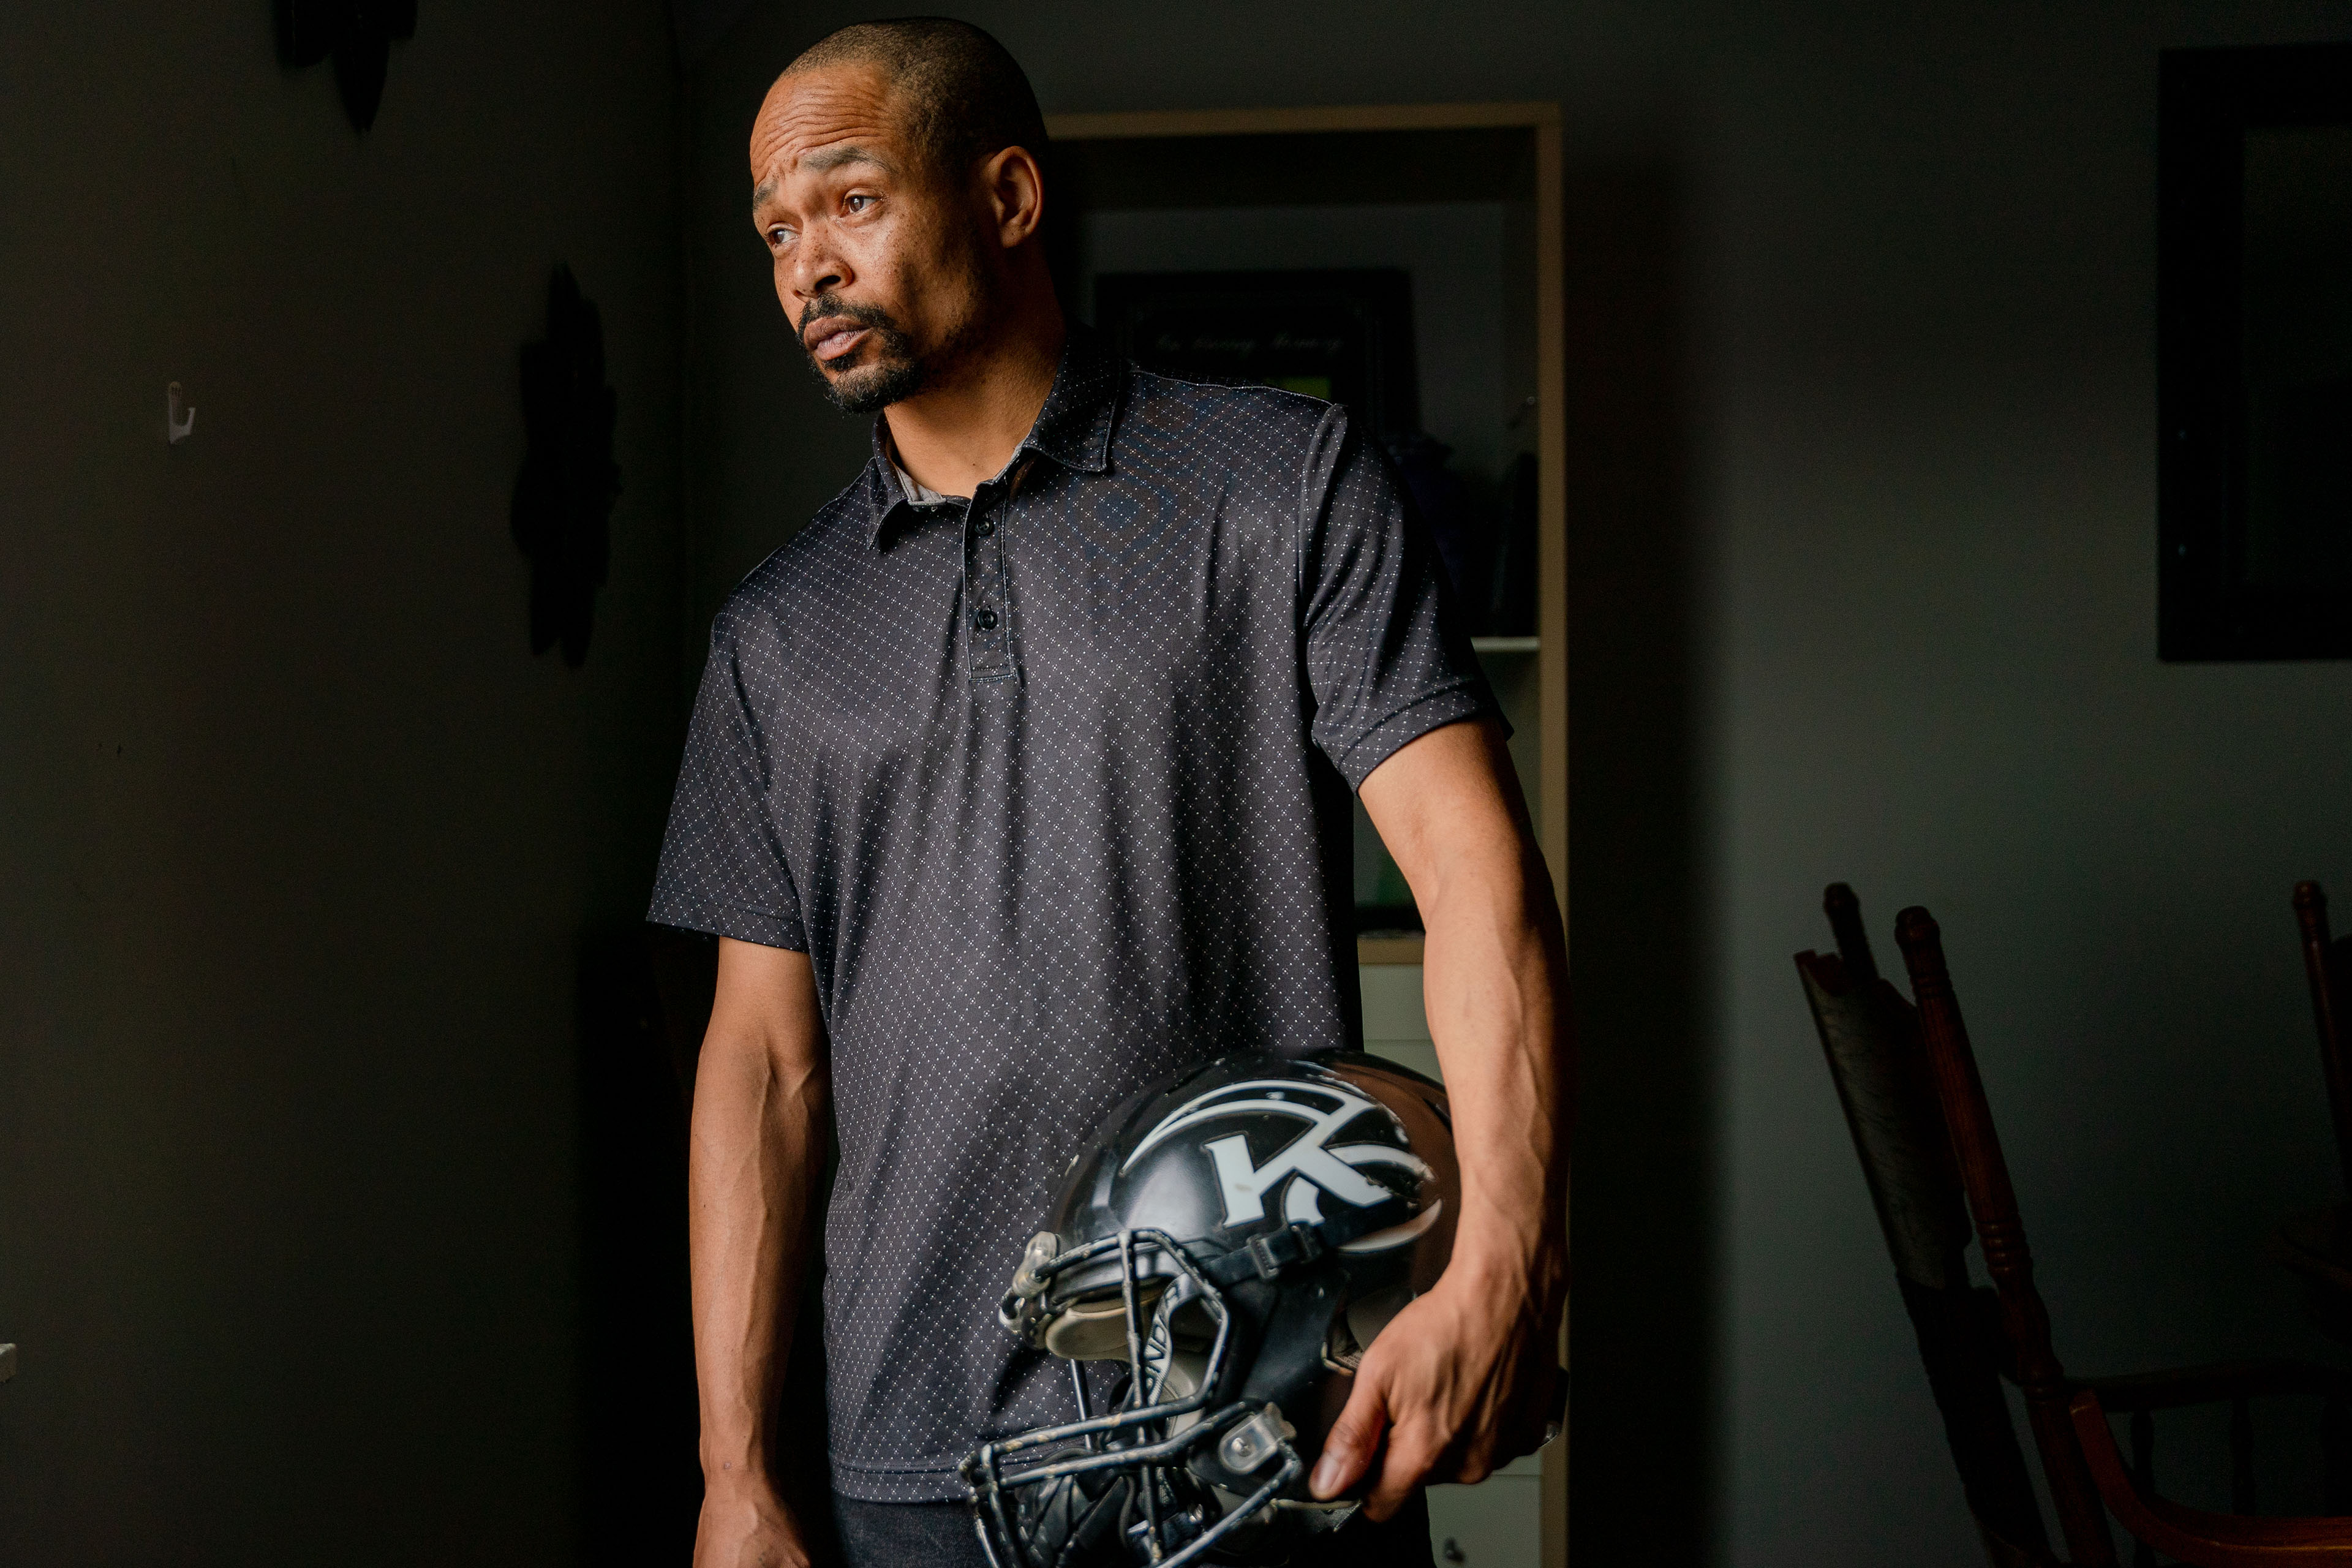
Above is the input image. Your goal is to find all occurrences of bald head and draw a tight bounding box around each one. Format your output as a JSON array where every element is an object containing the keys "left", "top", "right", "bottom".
[{"left": 782, "top": 17, "right": 1046, "bottom": 188}]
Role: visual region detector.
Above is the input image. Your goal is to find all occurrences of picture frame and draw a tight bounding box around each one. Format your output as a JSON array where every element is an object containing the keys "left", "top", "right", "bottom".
[
  {"left": 2159, "top": 42, "right": 2352, "bottom": 660},
  {"left": 1092, "top": 268, "right": 1422, "bottom": 441}
]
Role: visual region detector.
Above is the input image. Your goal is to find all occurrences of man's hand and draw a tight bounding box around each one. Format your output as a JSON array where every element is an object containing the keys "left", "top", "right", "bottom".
[
  {"left": 693, "top": 1474, "right": 813, "bottom": 1568},
  {"left": 1306, "top": 1257, "right": 1561, "bottom": 1518}
]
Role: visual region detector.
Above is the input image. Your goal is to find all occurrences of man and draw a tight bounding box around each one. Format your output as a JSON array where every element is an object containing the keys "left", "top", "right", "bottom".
[{"left": 650, "top": 19, "right": 1570, "bottom": 1568}]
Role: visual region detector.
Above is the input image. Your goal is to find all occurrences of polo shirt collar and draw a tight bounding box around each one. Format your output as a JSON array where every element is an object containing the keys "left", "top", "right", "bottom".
[
  {"left": 863, "top": 328, "right": 1122, "bottom": 548},
  {"left": 1016, "top": 327, "right": 1120, "bottom": 477}
]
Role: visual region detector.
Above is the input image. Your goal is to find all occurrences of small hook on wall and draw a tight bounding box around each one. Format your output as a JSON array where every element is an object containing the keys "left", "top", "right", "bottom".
[{"left": 167, "top": 382, "right": 195, "bottom": 444}]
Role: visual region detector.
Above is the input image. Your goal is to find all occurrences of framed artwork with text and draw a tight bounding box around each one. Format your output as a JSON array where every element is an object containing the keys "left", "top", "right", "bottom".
[{"left": 1093, "top": 268, "right": 1422, "bottom": 443}]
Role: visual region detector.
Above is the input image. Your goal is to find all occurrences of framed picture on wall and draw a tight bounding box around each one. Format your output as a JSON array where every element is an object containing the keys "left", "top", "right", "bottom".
[
  {"left": 2160, "top": 42, "right": 2352, "bottom": 660},
  {"left": 1093, "top": 268, "right": 1422, "bottom": 442}
]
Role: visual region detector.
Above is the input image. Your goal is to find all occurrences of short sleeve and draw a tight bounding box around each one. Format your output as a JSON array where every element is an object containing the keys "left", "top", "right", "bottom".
[
  {"left": 647, "top": 607, "right": 808, "bottom": 951},
  {"left": 1298, "top": 405, "right": 1499, "bottom": 790}
]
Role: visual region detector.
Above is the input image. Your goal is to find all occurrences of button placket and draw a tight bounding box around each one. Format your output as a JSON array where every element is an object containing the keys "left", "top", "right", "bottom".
[{"left": 966, "top": 490, "right": 1015, "bottom": 681}]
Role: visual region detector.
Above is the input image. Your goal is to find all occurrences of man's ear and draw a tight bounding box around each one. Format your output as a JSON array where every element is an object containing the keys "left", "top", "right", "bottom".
[{"left": 980, "top": 145, "right": 1046, "bottom": 250}]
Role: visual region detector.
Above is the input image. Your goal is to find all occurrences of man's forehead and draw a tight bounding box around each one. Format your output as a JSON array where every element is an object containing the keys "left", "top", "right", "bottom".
[{"left": 749, "top": 64, "right": 905, "bottom": 186}]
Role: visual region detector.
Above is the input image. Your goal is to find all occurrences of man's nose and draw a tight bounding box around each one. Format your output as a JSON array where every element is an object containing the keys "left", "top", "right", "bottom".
[{"left": 788, "top": 236, "right": 846, "bottom": 309}]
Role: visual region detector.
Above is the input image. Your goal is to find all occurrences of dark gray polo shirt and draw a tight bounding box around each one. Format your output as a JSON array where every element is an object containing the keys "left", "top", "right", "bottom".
[{"left": 649, "top": 333, "right": 1494, "bottom": 1501}]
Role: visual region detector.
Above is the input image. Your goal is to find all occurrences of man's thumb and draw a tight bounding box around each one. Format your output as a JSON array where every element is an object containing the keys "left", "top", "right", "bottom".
[{"left": 1308, "top": 1378, "right": 1388, "bottom": 1499}]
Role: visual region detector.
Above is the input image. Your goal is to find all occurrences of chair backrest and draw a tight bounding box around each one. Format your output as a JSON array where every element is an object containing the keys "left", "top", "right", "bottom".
[
  {"left": 1801, "top": 884, "right": 1972, "bottom": 1291},
  {"left": 1798, "top": 884, "right": 2053, "bottom": 1565},
  {"left": 2293, "top": 882, "right": 2352, "bottom": 1194},
  {"left": 1894, "top": 904, "right": 2119, "bottom": 1568}
]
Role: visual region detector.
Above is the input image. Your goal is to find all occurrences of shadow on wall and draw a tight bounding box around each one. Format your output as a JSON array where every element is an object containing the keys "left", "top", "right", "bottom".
[
  {"left": 1564, "top": 161, "right": 1717, "bottom": 1565},
  {"left": 576, "top": 927, "right": 834, "bottom": 1564},
  {"left": 576, "top": 925, "right": 703, "bottom": 1561}
]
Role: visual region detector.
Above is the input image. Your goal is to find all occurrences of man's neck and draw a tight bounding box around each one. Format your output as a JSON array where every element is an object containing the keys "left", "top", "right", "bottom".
[{"left": 882, "top": 306, "right": 1065, "bottom": 500}]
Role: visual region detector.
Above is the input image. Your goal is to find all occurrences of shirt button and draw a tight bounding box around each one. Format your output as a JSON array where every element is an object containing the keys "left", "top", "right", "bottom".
[
  {"left": 975, "top": 608, "right": 1000, "bottom": 630},
  {"left": 976, "top": 519, "right": 996, "bottom": 537}
]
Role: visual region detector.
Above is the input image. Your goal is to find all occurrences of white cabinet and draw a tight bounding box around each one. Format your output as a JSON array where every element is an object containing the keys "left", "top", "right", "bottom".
[{"left": 1430, "top": 1463, "right": 1545, "bottom": 1567}]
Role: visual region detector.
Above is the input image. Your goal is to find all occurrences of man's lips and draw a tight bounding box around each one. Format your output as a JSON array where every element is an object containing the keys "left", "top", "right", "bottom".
[{"left": 804, "top": 320, "right": 869, "bottom": 364}]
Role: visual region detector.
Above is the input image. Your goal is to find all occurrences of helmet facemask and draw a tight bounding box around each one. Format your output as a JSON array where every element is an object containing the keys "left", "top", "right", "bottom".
[{"left": 965, "top": 1227, "right": 1319, "bottom": 1567}]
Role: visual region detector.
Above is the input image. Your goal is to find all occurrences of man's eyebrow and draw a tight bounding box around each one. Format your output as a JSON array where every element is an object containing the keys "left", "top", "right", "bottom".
[
  {"left": 803, "top": 143, "right": 894, "bottom": 175},
  {"left": 750, "top": 145, "right": 897, "bottom": 220}
]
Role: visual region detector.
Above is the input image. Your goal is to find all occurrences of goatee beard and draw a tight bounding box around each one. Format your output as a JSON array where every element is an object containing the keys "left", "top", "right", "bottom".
[
  {"left": 824, "top": 356, "right": 927, "bottom": 416},
  {"left": 799, "top": 296, "right": 926, "bottom": 415}
]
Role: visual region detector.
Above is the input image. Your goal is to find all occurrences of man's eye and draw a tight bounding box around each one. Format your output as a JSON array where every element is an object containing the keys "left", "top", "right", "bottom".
[
  {"left": 845, "top": 194, "right": 875, "bottom": 214},
  {"left": 768, "top": 227, "right": 793, "bottom": 248}
]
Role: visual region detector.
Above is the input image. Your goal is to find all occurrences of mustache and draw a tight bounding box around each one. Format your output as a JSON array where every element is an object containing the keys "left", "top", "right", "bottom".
[{"left": 798, "top": 295, "right": 905, "bottom": 337}]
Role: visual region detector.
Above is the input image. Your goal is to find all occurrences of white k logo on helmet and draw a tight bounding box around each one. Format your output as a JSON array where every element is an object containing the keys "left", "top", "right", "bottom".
[{"left": 1121, "top": 1077, "right": 1434, "bottom": 1230}]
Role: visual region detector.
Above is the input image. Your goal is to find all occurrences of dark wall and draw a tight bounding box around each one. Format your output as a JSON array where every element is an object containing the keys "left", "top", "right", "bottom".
[
  {"left": 0, "top": 4, "right": 684, "bottom": 1561},
  {"left": 1559, "top": 162, "right": 1711, "bottom": 1565}
]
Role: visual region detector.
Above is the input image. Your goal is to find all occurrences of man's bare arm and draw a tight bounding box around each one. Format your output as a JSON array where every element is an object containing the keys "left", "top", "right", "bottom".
[
  {"left": 690, "top": 938, "right": 831, "bottom": 1568},
  {"left": 1309, "top": 717, "right": 1572, "bottom": 1519}
]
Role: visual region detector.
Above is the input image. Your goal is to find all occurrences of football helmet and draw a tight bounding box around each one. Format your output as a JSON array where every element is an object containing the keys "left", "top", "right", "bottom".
[{"left": 962, "top": 1051, "right": 1459, "bottom": 1567}]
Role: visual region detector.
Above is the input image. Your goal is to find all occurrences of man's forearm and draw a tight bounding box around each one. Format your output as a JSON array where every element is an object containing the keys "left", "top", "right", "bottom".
[
  {"left": 1360, "top": 719, "right": 1572, "bottom": 1301},
  {"left": 1419, "top": 831, "right": 1571, "bottom": 1306},
  {"left": 688, "top": 1006, "right": 829, "bottom": 1487}
]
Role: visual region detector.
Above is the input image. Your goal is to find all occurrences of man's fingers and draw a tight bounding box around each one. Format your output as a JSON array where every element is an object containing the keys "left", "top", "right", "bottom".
[
  {"left": 1442, "top": 1422, "right": 1499, "bottom": 1488},
  {"left": 1491, "top": 1358, "right": 1563, "bottom": 1465},
  {"left": 1363, "top": 1424, "right": 1444, "bottom": 1521},
  {"left": 1308, "top": 1372, "right": 1392, "bottom": 1499}
]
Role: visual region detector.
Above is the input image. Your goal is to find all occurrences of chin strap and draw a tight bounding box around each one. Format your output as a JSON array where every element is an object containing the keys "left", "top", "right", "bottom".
[{"left": 1200, "top": 1197, "right": 1412, "bottom": 1288}]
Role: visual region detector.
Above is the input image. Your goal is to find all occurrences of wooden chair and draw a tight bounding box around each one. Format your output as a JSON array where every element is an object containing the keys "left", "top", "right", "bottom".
[
  {"left": 1801, "top": 886, "right": 2352, "bottom": 1565},
  {"left": 1797, "top": 885, "right": 2052, "bottom": 1566}
]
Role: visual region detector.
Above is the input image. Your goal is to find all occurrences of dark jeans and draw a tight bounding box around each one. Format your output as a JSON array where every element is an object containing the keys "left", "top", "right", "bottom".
[{"left": 830, "top": 1490, "right": 1434, "bottom": 1568}]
